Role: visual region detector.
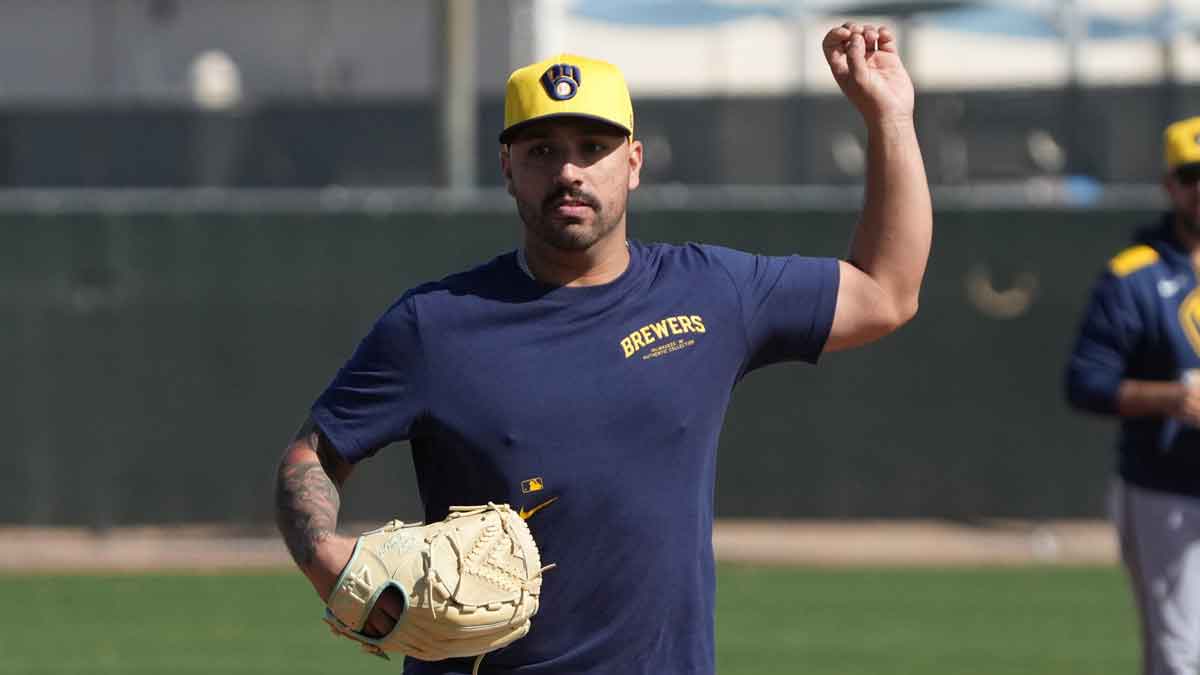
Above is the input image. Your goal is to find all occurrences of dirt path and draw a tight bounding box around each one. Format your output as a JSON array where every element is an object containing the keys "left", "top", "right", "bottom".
[
  {"left": 0, "top": 519, "right": 1117, "bottom": 572},
  {"left": 712, "top": 519, "right": 1116, "bottom": 566}
]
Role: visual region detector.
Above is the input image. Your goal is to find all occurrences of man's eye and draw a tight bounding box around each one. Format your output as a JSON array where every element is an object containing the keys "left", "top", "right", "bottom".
[
  {"left": 530, "top": 145, "right": 553, "bottom": 158},
  {"left": 584, "top": 142, "right": 606, "bottom": 153}
]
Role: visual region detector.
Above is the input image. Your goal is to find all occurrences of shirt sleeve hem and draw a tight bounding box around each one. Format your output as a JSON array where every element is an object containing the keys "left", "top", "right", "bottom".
[
  {"left": 310, "top": 404, "right": 369, "bottom": 464},
  {"left": 805, "top": 258, "right": 841, "bottom": 364}
]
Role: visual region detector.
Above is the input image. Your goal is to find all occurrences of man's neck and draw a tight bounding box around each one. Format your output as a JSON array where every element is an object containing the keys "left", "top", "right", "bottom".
[{"left": 522, "top": 230, "right": 630, "bottom": 287}]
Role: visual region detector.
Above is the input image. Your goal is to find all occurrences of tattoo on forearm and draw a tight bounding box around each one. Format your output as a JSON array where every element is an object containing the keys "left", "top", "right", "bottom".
[{"left": 275, "top": 420, "right": 343, "bottom": 567}]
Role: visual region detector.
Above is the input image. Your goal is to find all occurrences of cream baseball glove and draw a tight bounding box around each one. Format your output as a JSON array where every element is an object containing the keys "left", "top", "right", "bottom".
[{"left": 323, "top": 503, "right": 550, "bottom": 663}]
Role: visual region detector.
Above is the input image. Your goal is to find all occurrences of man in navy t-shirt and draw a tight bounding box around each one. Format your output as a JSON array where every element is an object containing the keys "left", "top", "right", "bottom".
[{"left": 275, "top": 23, "right": 932, "bottom": 675}]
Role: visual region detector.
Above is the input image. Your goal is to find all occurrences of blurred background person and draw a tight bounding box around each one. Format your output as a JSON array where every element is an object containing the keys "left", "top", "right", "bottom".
[{"left": 1065, "top": 115, "right": 1200, "bottom": 675}]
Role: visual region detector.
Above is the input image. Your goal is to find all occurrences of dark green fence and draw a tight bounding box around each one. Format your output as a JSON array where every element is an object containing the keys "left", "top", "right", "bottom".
[{"left": 3, "top": 207, "right": 1142, "bottom": 525}]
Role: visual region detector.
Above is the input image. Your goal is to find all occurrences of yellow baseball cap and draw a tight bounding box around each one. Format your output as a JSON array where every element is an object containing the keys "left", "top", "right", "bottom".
[
  {"left": 1165, "top": 116, "right": 1200, "bottom": 172},
  {"left": 500, "top": 54, "right": 634, "bottom": 144}
]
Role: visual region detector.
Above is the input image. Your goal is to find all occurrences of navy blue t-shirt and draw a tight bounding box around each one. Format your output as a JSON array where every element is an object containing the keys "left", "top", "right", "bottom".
[{"left": 311, "top": 240, "right": 839, "bottom": 674}]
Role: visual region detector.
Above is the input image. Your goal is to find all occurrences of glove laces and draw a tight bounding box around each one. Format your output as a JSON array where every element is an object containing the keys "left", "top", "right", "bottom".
[{"left": 448, "top": 503, "right": 556, "bottom": 675}]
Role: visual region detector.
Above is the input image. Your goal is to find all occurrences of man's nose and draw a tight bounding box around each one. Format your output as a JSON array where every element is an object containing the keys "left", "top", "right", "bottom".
[{"left": 555, "top": 160, "right": 584, "bottom": 185}]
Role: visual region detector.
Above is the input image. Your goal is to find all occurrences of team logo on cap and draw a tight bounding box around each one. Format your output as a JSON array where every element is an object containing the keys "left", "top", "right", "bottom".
[{"left": 540, "top": 63, "right": 582, "bottom": 101}]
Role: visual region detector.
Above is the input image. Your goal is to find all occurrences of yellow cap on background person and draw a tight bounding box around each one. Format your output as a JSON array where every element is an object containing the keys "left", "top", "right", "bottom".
[
  {"left": 1164, "top": 116, "right": 1200, "bottom": 173},
  {"left": 500, "top": 54, "right": 634, "bottom": 144}
]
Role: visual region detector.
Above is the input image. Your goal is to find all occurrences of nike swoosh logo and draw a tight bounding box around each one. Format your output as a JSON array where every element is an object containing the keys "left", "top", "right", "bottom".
[{"left": 519, "top": 496, "right": 559, "bottom": 520}]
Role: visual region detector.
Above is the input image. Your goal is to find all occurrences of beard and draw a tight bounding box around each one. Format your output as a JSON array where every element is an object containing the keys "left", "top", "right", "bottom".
[
  {"left": 1181, "top": 213, "right": 1200, "bottom": 235},
  {"left": 1178, "top": 201, "right": 1200, "bottom": 235},
  {"left": 517, "top": 187, "right": 624, "bottom": 252}
]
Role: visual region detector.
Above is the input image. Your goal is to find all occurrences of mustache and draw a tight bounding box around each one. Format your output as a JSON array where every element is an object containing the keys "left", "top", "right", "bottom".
[{"left": 543, "top": 188, "right": 601, "bottom": 212}]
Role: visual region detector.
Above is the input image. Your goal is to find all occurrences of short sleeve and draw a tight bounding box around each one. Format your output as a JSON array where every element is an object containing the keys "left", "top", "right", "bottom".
[
  {"left": 705, "top": 245, "right": 840, "bottom": 372},
  {"left": 310, "top": 294, "right": 428, "bottom": 463},
  {"left": 1064, "top": 272, "right": 1142, "bottom": 414}
]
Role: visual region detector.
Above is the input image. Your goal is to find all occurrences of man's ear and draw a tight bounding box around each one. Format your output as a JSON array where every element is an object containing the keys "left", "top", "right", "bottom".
[
  {"left": 500, "top": 145, "right": 515, "bottom": 196},
  {"left": 627, "top": 138, "right": 644, "bottom": 192}
]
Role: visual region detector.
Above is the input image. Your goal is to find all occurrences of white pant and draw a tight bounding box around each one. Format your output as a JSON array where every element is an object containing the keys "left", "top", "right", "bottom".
[{"left": 1112, "top": 479, "right": 1200, "bottom": 675}]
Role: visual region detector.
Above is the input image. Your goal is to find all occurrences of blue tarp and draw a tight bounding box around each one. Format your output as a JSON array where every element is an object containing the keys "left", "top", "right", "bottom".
[
  {"left": 570, "top": 0, "right": 1195, "bottom": 39},
  {"left": 934, "top": 6, "right": 1175, "bottom": 39},
  {"left": 570, "top": 0, "right": 786, "bottom": 27}
]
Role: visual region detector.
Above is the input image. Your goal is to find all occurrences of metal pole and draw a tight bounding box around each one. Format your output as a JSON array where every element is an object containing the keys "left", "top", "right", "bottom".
[
  {"left": 790, "top": 4, "right": 809, "bottom": 93},
  {"left": 1059, "top": 0, "right": 1086, "bottom": 175},
  {"left": 441, "top": 0, "right": 477, "bottom": 190},
  {"left": 533, "top": 0, "right": 568, "bottom": 62},
  {"left": 1160, "top": 0, "right": 1180, "bottom": 123},
  {"left": 509, "top": 0, "right": 567, "bottom": 70},
  {"left": 1060, "top": 0, "right": 1083, "bottom": 88}
]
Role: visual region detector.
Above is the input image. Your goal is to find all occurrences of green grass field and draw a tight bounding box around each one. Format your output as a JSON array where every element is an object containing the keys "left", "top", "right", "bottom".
[{"left": 0, "top": 565, "right": 1136, "bottom": 674}]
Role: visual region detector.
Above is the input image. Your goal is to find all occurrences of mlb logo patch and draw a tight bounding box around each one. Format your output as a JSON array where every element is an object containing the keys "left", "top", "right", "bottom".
[{"left": 521, "top": 477, "right": 545, "bottom": 493}]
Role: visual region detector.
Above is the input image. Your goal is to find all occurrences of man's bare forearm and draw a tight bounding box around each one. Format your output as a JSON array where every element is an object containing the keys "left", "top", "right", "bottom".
[
  {"left": 1117, "top": 380, "right": 1188, "bottom": 418},
  {"left": 274, "top": 418, "right": 348, "bottom": 569},
  {"left": 850, "top": 116, "right": 932, "bottom": 322}
]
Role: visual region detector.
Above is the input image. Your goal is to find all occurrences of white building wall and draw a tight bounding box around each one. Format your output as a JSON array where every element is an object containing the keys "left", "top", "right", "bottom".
[
  {"left": 0, "top": 0, "right": 513, "bottom": 102},
  {"left": 0, "top": 0, "right": 1192, "bottom": 102}
]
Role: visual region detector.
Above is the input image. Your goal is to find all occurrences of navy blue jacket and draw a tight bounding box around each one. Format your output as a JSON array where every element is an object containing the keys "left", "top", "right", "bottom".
[{"left": 1065, "top": 214, "right": 1200, "bottom": 497}]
